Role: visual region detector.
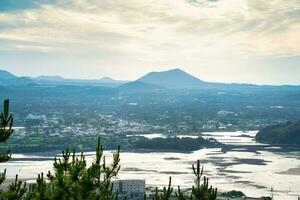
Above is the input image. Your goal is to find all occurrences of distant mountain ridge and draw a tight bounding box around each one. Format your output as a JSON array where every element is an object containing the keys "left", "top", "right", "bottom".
[
  {"left": 0, "top": 70, "right": 33, "bottom": 86},
  {"left": 0, "top": 70, "right": 17, "bottom": 79},
  {"left": 118, "top": 81, "right": 164, "bottom": 93},
  {"left": 36, "top": 75, "right": 65, "bottom": 81},
  {"left": 1, "top": 68, "right": 299, "bottom": 90},
  {"left": 124, "top": 68, "right": 300, "bottom": 92},
  {"left": 0, "top": 69, "right": 128, "bottom": 87},
  {"left": 99, "top": 77, "right": 124, "bottom": 84},
  {"left": 31, "top": 75, "right": 127, "bottom": 87}
]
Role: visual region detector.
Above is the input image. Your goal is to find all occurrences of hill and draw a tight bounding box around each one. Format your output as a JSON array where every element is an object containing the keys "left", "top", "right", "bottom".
[
  {"left": 0, "top": 70, "right": 33, "bottom": 86},
  {"left": 0, "top": 69, "right": 126, "bottom": 87},
  {"left": 0, "top": 70, "right": 17, "bottom": 79},
  {"left": 99, "top": 76, "right": 124, "bottom": 84},
  {"left": 31, "top": 75, "right": 127, "bottom": 87},
  {"left": 135, "top": 68, "right": 300, "bottom": 91},
  {"left": 137, "top": 68, "right": 206, "bottom": 89},
  {"left": 118, "top": 81, "right": 164, "bottom": 93},
  {"left": 256, "top": 121, "right": 300, "bottom": 145},
  {"left": 36, "top": 75, "right": 65, "bottom": 81}
]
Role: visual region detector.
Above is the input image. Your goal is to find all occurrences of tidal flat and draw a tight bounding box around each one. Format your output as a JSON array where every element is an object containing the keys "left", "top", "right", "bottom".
[{"left": 1, "top": 131, "right": 300, "bottom": 200}]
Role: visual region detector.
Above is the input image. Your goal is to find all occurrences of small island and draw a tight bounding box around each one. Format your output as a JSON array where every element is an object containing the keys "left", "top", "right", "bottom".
[
  {"left": 0, "top": 134, "right": 222, "bottom": 153},
  {"left": 256, "top": 121, "right": 300, "bottom": 145},
  {"left": 131, "top": 136, "right": 221, "bottom": 152}
]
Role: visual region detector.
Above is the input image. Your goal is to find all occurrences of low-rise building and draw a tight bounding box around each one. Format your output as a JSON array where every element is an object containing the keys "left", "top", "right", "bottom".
[{"left": 112, "top": 179, "right": 145, "bottom": 200}]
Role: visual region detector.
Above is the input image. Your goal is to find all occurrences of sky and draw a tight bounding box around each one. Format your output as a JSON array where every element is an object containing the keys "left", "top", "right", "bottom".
[{"left": 0, "top": 0, "right": 300, "bottom": 84}]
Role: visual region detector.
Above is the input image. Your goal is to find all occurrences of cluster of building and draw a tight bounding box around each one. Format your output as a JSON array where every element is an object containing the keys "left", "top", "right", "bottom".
[
  {"left": 14, "top": 111, "right": 265, "bottom": 139},
  {"left": 14, "top": 113, "right": 160, "bottom": 137}
]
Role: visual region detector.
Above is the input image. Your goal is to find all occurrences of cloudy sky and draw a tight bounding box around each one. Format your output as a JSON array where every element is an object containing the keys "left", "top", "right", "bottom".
[{"left": 0, "top": 0, "right": 299, "bottom": 84}]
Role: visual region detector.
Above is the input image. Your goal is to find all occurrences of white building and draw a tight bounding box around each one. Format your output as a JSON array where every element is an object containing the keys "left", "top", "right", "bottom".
[{"left": 112, "top": 179, "right": 145, "bottom": 200}]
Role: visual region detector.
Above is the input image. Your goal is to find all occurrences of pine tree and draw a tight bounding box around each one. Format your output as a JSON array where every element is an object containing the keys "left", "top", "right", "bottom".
[
  {"left": 0, "top": 99, "right": 28, "bottom": 200},
  {"left": 26, "top": 138, "right": 121, "bottom": 200},
  {"left": 191, "top": 160, "right": 217, "bottom": 200},
  {"left": 0, "top": 175, "right": 27, "bottom": 200},
  {"left": 0, "top": 99, "right": 14, "bottom": 186}
]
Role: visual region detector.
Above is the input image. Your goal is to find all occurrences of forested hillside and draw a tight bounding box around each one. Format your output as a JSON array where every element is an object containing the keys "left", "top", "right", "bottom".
[{"left": 256, "top": 121, "right": 300, "bottom": 145}]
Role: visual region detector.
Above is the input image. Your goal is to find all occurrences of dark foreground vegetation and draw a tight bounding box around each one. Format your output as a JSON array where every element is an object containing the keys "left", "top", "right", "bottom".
[
  {"left": 256, "top": 121, "right": 300, "bottom": 145},
  {"left": 0, "top": 100, "right": 219, "bottom": 200}
]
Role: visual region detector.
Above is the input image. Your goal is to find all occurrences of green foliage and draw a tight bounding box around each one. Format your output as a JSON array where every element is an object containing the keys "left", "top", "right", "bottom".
[
  {"left": 0, "top": 100, "right": 28, "bottom": 200},
  {"left": 25, "top": 138, "right": 121, "bottom": 200},
  {"left": 0, "top": 134, "right": 221, "bottom": 154},
  {"left": 0, "top": 175, "right": 27, "bottom": 200},
  {"left": 256, "top": 121, "right": 300, "bottom": 145},
  {"left": 0, "top": 99, "right": 17, "bottom": 194},
  {"left": 191, "top": 160, "right": 217, "bottom": 200},
  {"left": 0, "top": 99, "right": 13, "bottom": 163},
  {"left": 132, "top": 137, "right": 219, "bottom": 152}
]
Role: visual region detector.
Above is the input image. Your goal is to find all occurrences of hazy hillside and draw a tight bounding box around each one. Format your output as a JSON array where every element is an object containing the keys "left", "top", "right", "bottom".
[
  {"left": 256, "top": 121, "right": 300, "bottom": 145},
  {"left": 118, "top": 81, "right": 164, "bottom": 93},
  {"left": 0, "top": 69, "right": 128, "bottom": 87},
  {"left": 0, "top": 70, "right": 17, "bottom": 79},
  {"left": 0, "top": 70, "right": 33, "bottom": 86},
  {"left": 36, "top": 75, "right": 65, "bottom": 81}
]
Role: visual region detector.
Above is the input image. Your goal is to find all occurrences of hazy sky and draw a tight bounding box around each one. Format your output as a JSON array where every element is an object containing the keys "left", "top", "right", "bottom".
[{"left": 0, "top": 0, "right": 300, "bottom": 84}]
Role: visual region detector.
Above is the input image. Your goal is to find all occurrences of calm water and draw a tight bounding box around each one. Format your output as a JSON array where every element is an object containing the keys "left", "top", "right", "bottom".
[{"left": 1, "top": 131, "right": 300, "bottom": 199}]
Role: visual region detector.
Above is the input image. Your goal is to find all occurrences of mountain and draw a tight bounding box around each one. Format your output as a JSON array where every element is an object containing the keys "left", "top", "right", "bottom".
[
  {"left": 118, "top": 81, "right": 164, "bottom": 93},
  {"left": 0, "top": 70, "right": 33, "bottom": 86},
  {"left": 30, "top": 75, "right": 128, "bottom": 87},
  {"left": 256, "top": 121, "right": 300, "bottom": 145},
  {"left": 99, "top": 77, "right": 121, "bottom": 83},
  {"left": 1, "top": 68, "right": 299, "bottom": 90},
  {"left": 36, "top": 75, "right": 65, "bottom": 81},
  {"left": 0, "top": 70, "right": 17, "bottom": 79},
  {"left": 135, "top": 68, "right": 300, "bottom": 91},
  {"left": 136, "top": 68, "right": 206, "bottom": 89},
  {"left": 0, "top": 69, "right": 126, "bottom": 87}
]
